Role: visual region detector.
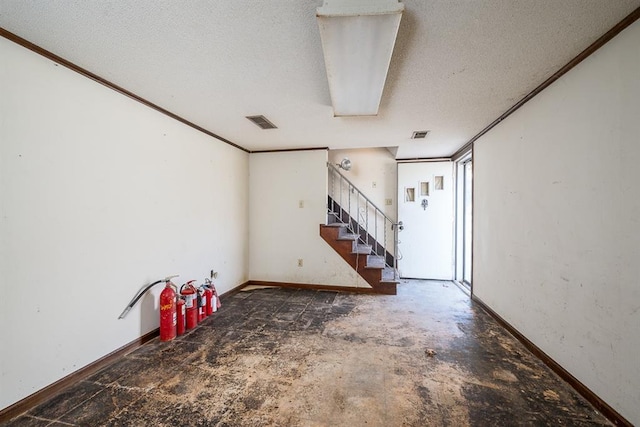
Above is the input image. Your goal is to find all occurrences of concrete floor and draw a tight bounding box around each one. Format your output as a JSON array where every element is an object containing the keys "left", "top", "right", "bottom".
[{"left": 5, "top": 280, "right": 611, "bottom": 426}]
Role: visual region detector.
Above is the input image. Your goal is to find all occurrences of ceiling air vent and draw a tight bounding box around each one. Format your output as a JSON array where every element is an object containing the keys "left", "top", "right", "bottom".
[
  {"left": 246, "top": 115, "right": 277, "bottom": 130},
  {"left": 412, "top": 130, "right": 429, "bottom": 139}
]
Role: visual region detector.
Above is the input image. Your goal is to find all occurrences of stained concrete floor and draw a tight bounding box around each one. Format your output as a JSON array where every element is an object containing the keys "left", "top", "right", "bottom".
[{"left": 5, "top": 280, "right": 611, "bottom": 426}]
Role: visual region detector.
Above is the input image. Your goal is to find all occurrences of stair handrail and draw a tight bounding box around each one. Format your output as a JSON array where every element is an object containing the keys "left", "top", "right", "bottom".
[
  {"left": 327, "top": 162, "right": 400, "bottom": 280},
  {"left": 326, "top": 162, "right": 394, "bottom": 225}
]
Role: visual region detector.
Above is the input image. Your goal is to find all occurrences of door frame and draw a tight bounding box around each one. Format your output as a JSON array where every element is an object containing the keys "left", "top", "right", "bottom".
[
  {"left": 454, "top": 151, "right": 473, "bottom": 291},
  {"left": 396, "top": 160, "right": 455, "bottom": 280}
]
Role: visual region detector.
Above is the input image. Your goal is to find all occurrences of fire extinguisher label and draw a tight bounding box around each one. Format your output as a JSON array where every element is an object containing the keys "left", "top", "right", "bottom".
[
  {"left": 202, "top": 296, "right": 206, "bottom": 307},
  {"left": 181, "top": 304, "right": 185, "bottom": 314},
  {"left": 213, "top": 296, "right": 217, "bottom": 312},
  {"left": 172, "top": 312, "right": 177, "bottom": 325},
  {"left": 186, "top": 296, "right": 194, "bottom": 308}
]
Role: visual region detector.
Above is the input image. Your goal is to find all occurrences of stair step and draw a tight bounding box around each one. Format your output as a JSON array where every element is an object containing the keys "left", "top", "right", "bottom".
[
  {"left": 353, "top": 244, "right": 372, "bottom": 255},
  {"left": 381, "top": 267, "right": 400, "bottom": 283},
  {"left": 365, "top": 255, "right": 385, "bottom": 269},
  {"left": 337, "top": 227, "right": 358, "bottom": 240},
  {"left": 337, "top": 233, "right": 358, "bottom": 241}
]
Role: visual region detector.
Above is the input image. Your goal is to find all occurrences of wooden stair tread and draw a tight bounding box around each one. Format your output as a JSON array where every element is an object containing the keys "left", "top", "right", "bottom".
[
  {"left": 382, "top": 267, "right": 399, "bottom": 282},
  {"left": 337, "top": 233, "right": 358, "bottom": 241},
  {"left": 364, "top": 255, "right": 385, "bottom": 269},
  {"left": 352, "top": 244, "right": 372, "bottom": 254}
]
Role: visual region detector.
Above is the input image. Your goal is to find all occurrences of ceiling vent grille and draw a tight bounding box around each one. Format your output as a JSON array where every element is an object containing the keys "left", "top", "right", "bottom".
[
  {"left": 412, "top": 130, "right": 429, "bottom": 139},
  {"left": 246, "top": 115, "right": 277, "bottom": 129}
]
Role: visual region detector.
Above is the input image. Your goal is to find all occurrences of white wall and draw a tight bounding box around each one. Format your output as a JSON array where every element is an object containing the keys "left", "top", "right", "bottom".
[
  {"left": 474, "top": 21, "right": 640, "bottom": 424},
  {"left": 0, "top": 37, "right": 249, "bottom": 409},
  {"left": 249, "top": 150, "right": 370, "bottom": 288}
]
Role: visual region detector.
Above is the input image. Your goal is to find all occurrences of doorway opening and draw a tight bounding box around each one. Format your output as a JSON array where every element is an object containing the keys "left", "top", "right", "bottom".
[
  {"left": 397, "top": 161, "right": 454, "bottom": 280},
  {"left": 455, "top": 153, "right": 473, "bottom": 290}
]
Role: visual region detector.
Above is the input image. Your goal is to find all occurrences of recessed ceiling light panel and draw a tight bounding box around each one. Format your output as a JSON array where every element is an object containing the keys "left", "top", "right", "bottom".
[{"left": 317, "top": 0, "right": 404, "bottom": 116}]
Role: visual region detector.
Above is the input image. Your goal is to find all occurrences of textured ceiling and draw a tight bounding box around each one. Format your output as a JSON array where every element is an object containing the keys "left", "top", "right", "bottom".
[{"left": 1, "top": 1, "right": 639, "bottom": 158}]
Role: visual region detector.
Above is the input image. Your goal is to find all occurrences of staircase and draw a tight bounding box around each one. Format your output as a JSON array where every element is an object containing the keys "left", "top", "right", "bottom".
[{"left": 321, "top": 162, "right": 400, "bottom": 295}]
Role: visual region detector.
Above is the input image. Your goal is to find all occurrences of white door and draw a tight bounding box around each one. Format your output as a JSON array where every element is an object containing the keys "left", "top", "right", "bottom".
[{"left": 397, "top": 161, "right": 454, "bottom": 279}]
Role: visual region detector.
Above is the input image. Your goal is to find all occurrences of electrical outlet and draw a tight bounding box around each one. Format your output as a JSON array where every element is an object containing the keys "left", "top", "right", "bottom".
[
  {"left": 299, "top": 200, "right": 304, "bottom": 208},
  {"left": 372, "top": 181, "right": 377, "bottom": 188},
  {"left": 297, "top": 259, "right": 303, "bottom": 267},
  {"left": 385, "top": 198, "right": 393, "bottom": 206}
]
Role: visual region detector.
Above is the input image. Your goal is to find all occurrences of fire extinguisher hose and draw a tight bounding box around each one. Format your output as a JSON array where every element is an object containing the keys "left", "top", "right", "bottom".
[{"left": 118, "top": 275, "right": 179, "bottom": 319}]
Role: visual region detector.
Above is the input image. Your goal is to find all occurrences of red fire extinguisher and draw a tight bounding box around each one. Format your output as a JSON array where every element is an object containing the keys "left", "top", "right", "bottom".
[
  {"left": 180, "top": 280, "right": 198, "bottom": 330},
  {"left": 213, "top": 284, "right": 220, "bottom": 312},
  {"left": 203, "top": 281, "right": 214, "bottom": 316},
  {"left": 159, "top": 278, "right": 178, "bottom": 341},
  {"left": 118, "top": 274, "right": 182, "bottom": 341},
  {"left": 197, "top": 285, "right": 207, "bottom": 323},
  {"left": 206, "top": 278, "right": 221, "bottom": 312},
  {"left": 176, "top": 296, "right": 186, "bottom": 336}
]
